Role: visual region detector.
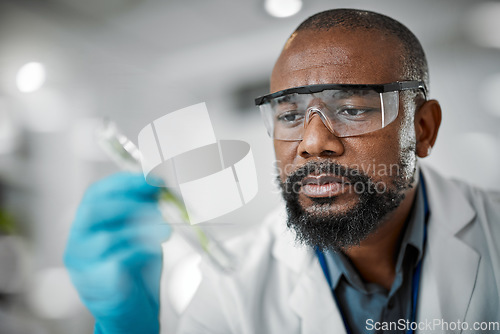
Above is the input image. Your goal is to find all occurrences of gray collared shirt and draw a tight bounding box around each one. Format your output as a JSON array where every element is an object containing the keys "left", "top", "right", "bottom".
[{"left": 322, "top": 183, "right": 426, "bottom": 334}]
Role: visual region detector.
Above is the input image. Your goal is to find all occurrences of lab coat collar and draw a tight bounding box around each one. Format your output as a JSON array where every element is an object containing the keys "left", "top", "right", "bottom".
[
  {"left": 417, "top": 164, "right": 479, "bottom": 327},
  {"left": 420, "top": 164, "right": 476, "bottom": 234}
]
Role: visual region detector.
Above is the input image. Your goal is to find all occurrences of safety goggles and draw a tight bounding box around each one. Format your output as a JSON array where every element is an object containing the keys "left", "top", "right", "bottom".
[{"left": 255, "top": 81, "right": 426, "bottom": 141}]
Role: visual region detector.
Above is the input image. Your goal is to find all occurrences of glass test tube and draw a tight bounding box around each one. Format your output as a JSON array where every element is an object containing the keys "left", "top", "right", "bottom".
[{"left": 96, "top": 120, "right": 237, "bottom": 273}]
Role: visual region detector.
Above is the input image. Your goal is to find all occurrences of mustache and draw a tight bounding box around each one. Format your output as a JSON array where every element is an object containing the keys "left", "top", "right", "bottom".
[{"left": 281, "top": 160, "right": 371, "bottom": 195}]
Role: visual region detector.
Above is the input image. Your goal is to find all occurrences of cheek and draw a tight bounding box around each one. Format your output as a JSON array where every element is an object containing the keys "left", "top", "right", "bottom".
[
  {"left": 343, "top": 136, "right": 400, "bottom": 173},
  {"left": 274, "top": 140, "right": 300, "bottom": 180},
  {"left": 342, "top": 121, "right": 414, "bottom": 180}
]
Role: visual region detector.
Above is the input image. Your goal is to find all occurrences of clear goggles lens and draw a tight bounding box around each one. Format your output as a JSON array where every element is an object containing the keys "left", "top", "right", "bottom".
[{"left": 259, "top": 89, "right": 399, "bottom": 140}]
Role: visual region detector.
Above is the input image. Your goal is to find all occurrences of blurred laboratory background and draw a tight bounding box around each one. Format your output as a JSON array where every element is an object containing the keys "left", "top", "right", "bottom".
[{"left": 0, "top": 0, "right": 499, "bottom": 333}]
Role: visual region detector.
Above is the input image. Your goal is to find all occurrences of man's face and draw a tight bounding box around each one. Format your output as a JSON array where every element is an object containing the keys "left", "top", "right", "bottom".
[{"left": 271, "top": 28, "right": 418, "bottom": 251}]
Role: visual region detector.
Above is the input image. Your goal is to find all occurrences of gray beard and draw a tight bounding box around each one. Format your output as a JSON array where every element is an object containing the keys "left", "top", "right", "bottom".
[{"left": 278, "top": 160, "right": 415, "bottom": 252}]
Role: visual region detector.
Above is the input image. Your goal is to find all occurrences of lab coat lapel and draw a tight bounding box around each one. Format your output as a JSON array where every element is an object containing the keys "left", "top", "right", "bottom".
[
  {"left": 289, "top": 260, "right": 347, "bottom": 334},
  {"left": 417, "top": 165, "right": 480, "bottom": 327},
  {"left": 272, "top": 216, "right": 347, "bottom": 334}
]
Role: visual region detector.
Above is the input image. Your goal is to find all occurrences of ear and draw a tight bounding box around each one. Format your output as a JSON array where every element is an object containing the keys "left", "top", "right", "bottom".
[{"left": 414, "top": 99, "right": 442, "bottom": 158}]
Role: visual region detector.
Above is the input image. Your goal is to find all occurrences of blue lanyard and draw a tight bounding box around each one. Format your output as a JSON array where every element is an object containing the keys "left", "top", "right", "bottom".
[{"left": 316, "top": 176, "right": 430, "bottom": 334}]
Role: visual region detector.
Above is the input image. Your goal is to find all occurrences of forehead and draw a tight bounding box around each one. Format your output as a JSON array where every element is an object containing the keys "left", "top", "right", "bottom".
[{"left": 271, "top": 28, "right": 405, "bottom": 93}]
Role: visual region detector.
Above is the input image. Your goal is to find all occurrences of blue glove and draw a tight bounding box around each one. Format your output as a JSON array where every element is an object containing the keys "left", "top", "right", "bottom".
[{"left": 64, "top": 172, "right": 171, "bottom": 334}]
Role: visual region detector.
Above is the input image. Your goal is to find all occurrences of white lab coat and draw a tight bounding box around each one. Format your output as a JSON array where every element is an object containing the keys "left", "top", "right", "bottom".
[{"left": 173, "top": 164, "right": 500, "bottom": 334}]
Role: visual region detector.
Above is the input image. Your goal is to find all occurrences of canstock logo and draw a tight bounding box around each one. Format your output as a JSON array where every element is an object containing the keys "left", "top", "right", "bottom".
[{"left": 138, "top": 103, "right": 258, "bottom": 224}]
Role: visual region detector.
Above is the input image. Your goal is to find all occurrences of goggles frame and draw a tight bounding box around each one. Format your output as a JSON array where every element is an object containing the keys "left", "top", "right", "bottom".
[
  {"left": 255, "top": 80, "right": 428, "bottom": 140},
  {"left": 254, "top": 80, "right": 427, "bottom": 106}
]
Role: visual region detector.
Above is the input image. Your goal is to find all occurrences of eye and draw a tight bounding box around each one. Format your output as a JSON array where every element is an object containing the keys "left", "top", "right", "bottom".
[
  {"left": 337, "top": 106, "right": 376, "bottom": 119},
  {"left": 343, "top": 108, "right": 366, "bottom": 116},
  {"left": 276, "top": 111, "right": 304, "bottom": 124}
]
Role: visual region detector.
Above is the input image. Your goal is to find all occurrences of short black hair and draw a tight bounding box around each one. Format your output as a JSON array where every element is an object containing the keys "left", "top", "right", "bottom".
[{"left": 294, "top": 9, "right": 429, "bottom": 94}]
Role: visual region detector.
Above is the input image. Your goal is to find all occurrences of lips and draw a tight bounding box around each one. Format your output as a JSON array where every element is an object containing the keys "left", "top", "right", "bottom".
[{"left": 301, "top": 174, "right": 351, "bottom": 197}]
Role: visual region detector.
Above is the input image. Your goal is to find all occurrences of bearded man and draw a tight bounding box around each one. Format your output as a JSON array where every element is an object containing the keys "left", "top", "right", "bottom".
[{"left": 65, "top": 8, "right": 500, "bottom": 334}]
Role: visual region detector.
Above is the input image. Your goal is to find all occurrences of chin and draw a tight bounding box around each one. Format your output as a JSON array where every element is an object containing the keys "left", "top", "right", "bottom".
[{"left": 299, "top": 193, "right": 360, "bottom": 216}]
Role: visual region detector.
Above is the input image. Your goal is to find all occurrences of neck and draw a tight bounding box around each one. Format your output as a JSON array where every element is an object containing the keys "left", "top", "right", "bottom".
[{"left": 343, "top": 183, "right": 418, "bottom": 290}]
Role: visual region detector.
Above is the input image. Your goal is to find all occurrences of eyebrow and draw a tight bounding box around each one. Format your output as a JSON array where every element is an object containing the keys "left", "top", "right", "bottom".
[
  {"left": 329, "top": 90, "right": 355, "bottom": 99},
  {"left": 274, "top": 95, "right": 296, "bottom": 104}
]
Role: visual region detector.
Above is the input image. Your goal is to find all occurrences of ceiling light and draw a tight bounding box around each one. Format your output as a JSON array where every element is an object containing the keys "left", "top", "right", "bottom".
[
  {"left": 264, "top": 0, "right": 302, "bottom": 18},
  {"left": 16, "top": 62, "right": 46, "bottom": 93}
]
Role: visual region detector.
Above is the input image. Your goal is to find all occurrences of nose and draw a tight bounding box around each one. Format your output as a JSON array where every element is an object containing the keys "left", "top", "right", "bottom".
[{"left": 297, "top": 109, "right": 345, "bottom": 159}]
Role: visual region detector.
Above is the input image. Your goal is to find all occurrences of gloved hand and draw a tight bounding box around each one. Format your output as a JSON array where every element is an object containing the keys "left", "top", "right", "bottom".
[{"left": 64, "top": 172, "right": 171, "bottom": 334}]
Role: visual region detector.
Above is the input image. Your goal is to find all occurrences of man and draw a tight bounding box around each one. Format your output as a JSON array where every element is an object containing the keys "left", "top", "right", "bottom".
[{"left": 65, "top": 8, "right": 500, "bottom": 334}]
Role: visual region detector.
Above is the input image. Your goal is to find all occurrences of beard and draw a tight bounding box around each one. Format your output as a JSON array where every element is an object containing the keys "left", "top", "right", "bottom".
[{"left": 278, "top": 159, "right": 415, "bottom": 252}]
